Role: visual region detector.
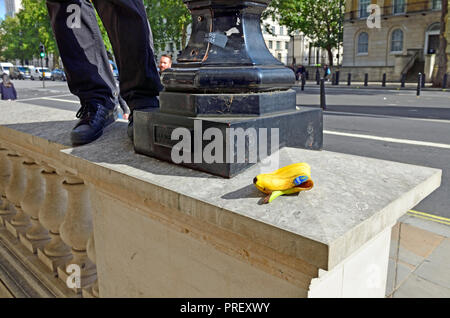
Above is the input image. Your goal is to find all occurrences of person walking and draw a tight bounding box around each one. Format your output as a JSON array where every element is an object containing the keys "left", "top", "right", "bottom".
[
  {"left": 46, "top": 0, "right": 163, "bottom": 145},
  {"left": 0, "top": 74, "right": 17, "bottom": 101}
]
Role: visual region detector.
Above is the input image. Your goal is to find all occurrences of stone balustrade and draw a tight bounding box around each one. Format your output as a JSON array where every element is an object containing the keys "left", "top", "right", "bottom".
[{"left": 0, "top": 101, "right": 442, "bottom": 297}]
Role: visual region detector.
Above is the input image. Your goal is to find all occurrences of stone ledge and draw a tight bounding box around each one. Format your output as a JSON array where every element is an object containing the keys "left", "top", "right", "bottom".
[{"left": 0, "top": 100, "right": 442, "bottom": 273}]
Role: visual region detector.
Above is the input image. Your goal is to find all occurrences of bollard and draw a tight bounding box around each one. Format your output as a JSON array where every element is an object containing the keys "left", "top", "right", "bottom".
[
  {"left": 422, "top": 73, "right": 426, "bottom": 88},
  {"left": 336, "top": 71, "right": 340, "bottom": 86},
  {"left": 316, "top": 69, "right": 320, "bottom": 85},
  {"left": 331, "top": 72, "right": 336, "bottom": 85},
  {"left": 382, "top": 73, "right": 386, "bottom": 87},
  {"left": 306, "top": 70, "right": 309, "bottom": 80},
  {"left": 364, "top": 73, "right": 368, "bottom": 87},
  {"left": 401, "top": 73, "right": 406, "bottom": 88},
  {"left": 301, "top": 74, "right": 306, "bottom": 91},
  {"left": 443, "top": 74, "right": 448, "bottom": 90},
  {"left": 417, "top": 73, "right": 422, "bottom": 96},
  {"left": 320, "top": 79, "right": 326, "bottom": 110},
  {"left": 347, "top": 73, "right": 352, "bottom": 86}
]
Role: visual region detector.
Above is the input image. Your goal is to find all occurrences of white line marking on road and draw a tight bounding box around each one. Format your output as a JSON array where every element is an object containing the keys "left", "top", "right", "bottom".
[
  {"left": 324, "top": 130, "right": 450, "bottom": 149},
  {"left": 18, "top": 94, "right": 74, "bottom": 102},
  {"left": 323, "top": 110, "right": 450, "bottom": 124},
  {"left": 41, "top": 97, "right": 80, "bottom": 104}
]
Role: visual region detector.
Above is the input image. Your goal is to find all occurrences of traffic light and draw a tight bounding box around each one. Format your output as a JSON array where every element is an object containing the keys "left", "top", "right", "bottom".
[{"left": 39, "top": 43, "right": 46, "bottom": 58}]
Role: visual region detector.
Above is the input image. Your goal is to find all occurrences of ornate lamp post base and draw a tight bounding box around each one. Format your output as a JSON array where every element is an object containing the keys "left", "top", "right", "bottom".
[{"left": 133, "top": 0, "right": 323, "bottom": 178}]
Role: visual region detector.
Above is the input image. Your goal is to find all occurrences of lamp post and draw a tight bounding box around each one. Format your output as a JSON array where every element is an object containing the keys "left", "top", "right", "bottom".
[{"left": 134, "top": 0, "right": 323, "bottom": 178}]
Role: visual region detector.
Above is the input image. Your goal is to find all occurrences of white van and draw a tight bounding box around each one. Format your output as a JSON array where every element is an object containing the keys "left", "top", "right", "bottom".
[{"left": 0, "top": 62, "right": 14, "bottom": 76}]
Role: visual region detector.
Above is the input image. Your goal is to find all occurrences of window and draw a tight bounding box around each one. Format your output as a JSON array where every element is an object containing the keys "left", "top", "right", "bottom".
[
  {"left": 279, "top": 26, "right": 284, "bottom": 35},
  {"left": 268, "top": 41, "right": 273, "bottom": 49},
  {"left": 391, "top": 29, "right": 404, "bottom": 52},
  {"left": 393, "top": 0, "right": 406, "bottom": 14},
  {"left": 359, "top": 0, "right": 371, "bottom": 18},
  {"left": 276, "top": 41, "right": 281, "bottom": 50},
  {"left": 285, "top": 42, "right": 289, "bottom": 50},
  {"left": 271, "top": 26, "right": 276, "bottom": 34},
  {"left": 357, "top": 32, "right": 369, "bottom": 54},
  {"left": 277, "top": 53, "right": 282, "bottom": 61},
  {"left": 432, "top": 0, "right": 442, "bottom": 10}
]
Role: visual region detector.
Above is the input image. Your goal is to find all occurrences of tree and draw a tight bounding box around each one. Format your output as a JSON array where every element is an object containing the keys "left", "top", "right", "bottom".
[
  {"left": 432, "top": 0, "right": 449, "bottom": 87},
  {"left": 264, "top": 0, "right": 345, "bottom": 66},
  {"left": 143, "top": 0, "right": 191, "bottom": 54}
]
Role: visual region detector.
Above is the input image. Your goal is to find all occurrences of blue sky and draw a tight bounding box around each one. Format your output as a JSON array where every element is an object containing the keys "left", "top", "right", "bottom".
[{"left": 0, "top": 1, "right": 5, "bottom": 20}]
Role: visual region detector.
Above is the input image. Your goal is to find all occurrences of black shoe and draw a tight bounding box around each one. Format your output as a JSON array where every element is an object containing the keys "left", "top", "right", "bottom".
[{"left": 71, "top": 101, "right": 118, "bottom": 146}]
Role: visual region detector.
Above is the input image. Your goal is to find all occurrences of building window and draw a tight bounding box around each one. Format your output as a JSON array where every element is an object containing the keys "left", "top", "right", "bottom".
[
  {"left": 276, "top": 41, "right": 281, "bottom": 50},
  {"left": 285, "top": 42, "right": 289, "bottom": 50},
  {"left": 357, "top": 32, "right": 369, "bottom": 54},
  {"left": 271, "top": 26, "right": 276, "bottom": 34},
  {"left": 359, "top": 0, "right": 371, "bottom": 18},
  {"left": 279, "top": 26, "right": 284, "bottom": 35},
  {"left": 269, "top": 41, "right": 273, "bottom": 49},
  {"left": 393, "top": 0, "right": 406, "bottom": 14},
  {"left": 391, "top": 29, "right": 404, "bottom": 52},
  {"left": 432, "top": 0, "right": 442, "bottom": 10},
  {"left": 277, "top": 53, "right": 282, "bottom": 61}
]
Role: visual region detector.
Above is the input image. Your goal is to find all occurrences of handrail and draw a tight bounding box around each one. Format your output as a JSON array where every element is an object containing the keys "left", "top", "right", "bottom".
[{"left": 401, "top": 50, "right": 419, "bottom": 75}]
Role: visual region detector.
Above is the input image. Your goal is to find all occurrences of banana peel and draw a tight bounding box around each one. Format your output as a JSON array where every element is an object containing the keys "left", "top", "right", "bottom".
[{"left": 253, "top": 163, "right": 314, "bottom": 204}]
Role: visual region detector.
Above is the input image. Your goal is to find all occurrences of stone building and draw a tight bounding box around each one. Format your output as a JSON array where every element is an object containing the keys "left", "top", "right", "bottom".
[
  {"left": 343, "top": 0, "right": 444, "bottom": 82},
  {"left": 4, "top": 0, "right": 22, "bottom": 18}
]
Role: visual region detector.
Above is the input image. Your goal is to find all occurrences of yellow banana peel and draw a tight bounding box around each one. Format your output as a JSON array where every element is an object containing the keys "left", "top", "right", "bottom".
[{"left": 253, "top": 163, "right": 314, "bottom": 204}]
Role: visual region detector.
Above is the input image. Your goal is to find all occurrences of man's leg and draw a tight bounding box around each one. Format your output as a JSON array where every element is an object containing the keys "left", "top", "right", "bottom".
[
  {"left": 46, "top": 0, "right": 118, "bottom": 145},
  {"left": 92, "top": 0, "right": 163, "bottom": 112}
]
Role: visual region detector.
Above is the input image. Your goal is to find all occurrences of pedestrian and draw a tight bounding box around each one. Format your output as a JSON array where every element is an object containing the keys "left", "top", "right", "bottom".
[
  {"left": 296, "top": 64, "right": 306, "bottom": 81},
  {"left": 323, "top": 64, "right": 331, "bottom": 81},
  {"left": 0, "top": 74, "right": 17, "bottom": 101},
  {"left": 46, "top": 0, "right": 163, "bottom": 145},
  {"left": 158, "top": 54, "right": 172, "bottom": 75}
]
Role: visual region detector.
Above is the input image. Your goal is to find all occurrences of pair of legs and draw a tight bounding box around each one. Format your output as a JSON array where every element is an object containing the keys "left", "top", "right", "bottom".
[{"left": 46, "top": 0, "right": 163, "bottom": 144}]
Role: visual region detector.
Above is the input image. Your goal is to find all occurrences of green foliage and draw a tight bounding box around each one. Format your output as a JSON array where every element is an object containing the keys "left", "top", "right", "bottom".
[
  {"left": 143, "top": 0, "right": 191, "bottom": 54},
  {"left": 265, "top": 0, "right": 345, "bottom": 65}
]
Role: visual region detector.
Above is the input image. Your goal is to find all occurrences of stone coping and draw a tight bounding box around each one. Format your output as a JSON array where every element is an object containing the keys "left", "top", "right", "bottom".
[{"left": 0, "top": 100, "right": 442, "bottom": 270}]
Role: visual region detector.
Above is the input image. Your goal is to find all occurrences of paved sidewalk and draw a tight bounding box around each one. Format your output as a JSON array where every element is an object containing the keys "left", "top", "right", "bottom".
[{"left": 386, "top": 212, "right": 450, "bottom": 298}]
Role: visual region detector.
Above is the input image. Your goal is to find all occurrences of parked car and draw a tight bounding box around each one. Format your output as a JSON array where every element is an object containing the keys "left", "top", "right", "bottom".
[
  {"left": 30, "top": 67, "right": 52, "bottom": 80},
  {"left": 109, "top": 60, "right": 119, "bottom": 80},
  {"left": 51, "top": 68, "right": 66, "bottom": 81},
  {"left": 9, "top": 66, "right": 31, "bottom": 80},
  {"left": 0, "top": 62, "right": 14, "bottom": 76}
]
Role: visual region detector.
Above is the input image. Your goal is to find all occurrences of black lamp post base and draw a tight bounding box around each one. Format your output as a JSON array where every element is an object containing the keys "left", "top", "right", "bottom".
[{"left": 133, "top": 107, "right": 323, "bottom": 178}]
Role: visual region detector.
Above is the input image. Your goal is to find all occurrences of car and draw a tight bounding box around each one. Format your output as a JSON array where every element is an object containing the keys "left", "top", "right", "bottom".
[
  {"left": 109, "top": 60, "right": 119, "bottom": 80},
  {"left": 9, "top": 66, "right": 31, "bottom": 80},
  {"left": 30, "top": 67, "right": 52, "bottom": 81},
  {"left": 51, "top": 68, "right": 66, "bottom": 81},
  {"left": 0, "top": 62, "right": 14, "bottom": 76}
]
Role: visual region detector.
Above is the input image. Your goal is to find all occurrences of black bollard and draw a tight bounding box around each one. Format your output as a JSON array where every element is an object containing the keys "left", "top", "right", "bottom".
[
  {"left": 382, "top": 73, "right": 386, "bottom": 87},
  {"left": 301, "top": 73, "right": 306, "bottom": 91},
  {"left": 417, "top": 73, "right": 422, "bottom": 96},
  {"left": 306, "top": 70, "right": 309, "bottom": 80},
  {"left": 401, "top": 73, "right": 406, "bottom": 88},
  {"left": 422, "top": 73, "right": 426, "bottom": 88},
  {"left": 316, "top": 69, "right": 320, "bottom": 85},
  {"left": 320, "top": 79, "right": 326, "bottom": 110},
  {"left": 364, "top": 73, "right": 368, "bottom": 87},
  {"left": 336, "top": 71, "right": 340, "bottom": 86},
  {"left": 347, "top": 73, "right": 352, "bottom": 86},
  {"left": 331, "top": 72, "right": 336, "bottom": 85},
  {"left": 444, "top": 73, "right": 448, "bottom": 89}
]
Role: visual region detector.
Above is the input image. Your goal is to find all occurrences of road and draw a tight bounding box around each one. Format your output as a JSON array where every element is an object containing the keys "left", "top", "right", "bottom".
[{"left": 13, "top": 81, "right": 450, "bottom": 219}]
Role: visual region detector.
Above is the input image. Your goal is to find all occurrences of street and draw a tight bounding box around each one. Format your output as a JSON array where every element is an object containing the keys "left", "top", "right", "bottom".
[{"left": 13, "top": 81, "right": 450, "bottom": 219}]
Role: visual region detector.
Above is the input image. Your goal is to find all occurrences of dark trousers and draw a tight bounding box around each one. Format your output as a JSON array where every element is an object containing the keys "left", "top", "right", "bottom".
[{"left": 46, "top": 0, "right": 163, "bottom": 111}]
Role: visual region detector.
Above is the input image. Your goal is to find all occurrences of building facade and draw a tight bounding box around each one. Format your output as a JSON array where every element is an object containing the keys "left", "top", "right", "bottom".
[
  {"left": 343, "top": 0, "right": 444, "bottom": 81},
  {"left": 5, "top": 0, "right": 22, "bottom": 18},
  {"left": 261, "top": 16, "right": 291, "bottom": 65}
]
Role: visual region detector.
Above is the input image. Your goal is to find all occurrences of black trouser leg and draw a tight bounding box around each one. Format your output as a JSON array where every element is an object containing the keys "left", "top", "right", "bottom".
[
  {"left": 92, "top": 0, "right": 163, "bottom": 111},
  {"left": 46, "top": 0, "right": 117, "bottom": 110}
]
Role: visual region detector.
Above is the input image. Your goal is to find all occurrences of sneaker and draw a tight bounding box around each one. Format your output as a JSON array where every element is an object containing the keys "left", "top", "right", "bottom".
[{"left": 71, "top": 101, "right": 118, "bottom": 146}]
